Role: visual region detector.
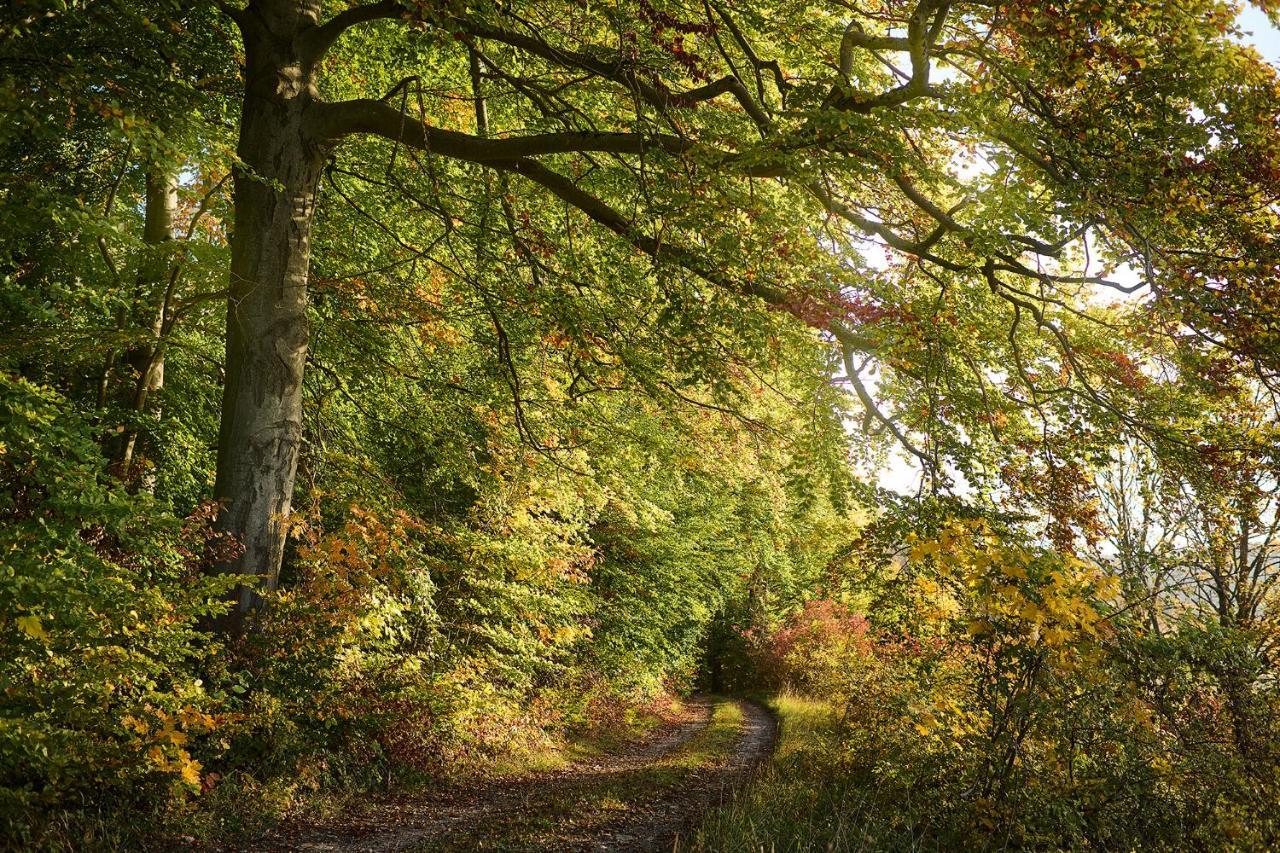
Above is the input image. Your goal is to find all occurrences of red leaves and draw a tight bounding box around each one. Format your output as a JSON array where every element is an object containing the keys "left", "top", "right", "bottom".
[
  {"left": 636, "top": 0, "right": 715, "bottom": 82},
  {"left": 178, "top": 499, "right": 245, "bottom": 579},
  {"left": 637, "top": 0, "right": 717, "bottom": 37},
  {"left": 999, "top": 458, "right": 1102, "bottom": 553},
  {"left": 754, "top": 599, "right": 872, "bottom": 690},
  {"left": 1084, "top": 346, "right": 1150, "bottom": 392},
  {"left": 773, "top": 284, "right": 908, "bottom": 332}
]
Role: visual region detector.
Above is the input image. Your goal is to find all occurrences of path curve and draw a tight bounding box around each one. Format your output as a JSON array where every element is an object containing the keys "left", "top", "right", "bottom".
[
  {"left": 583, "top": 698, "right": 777, "bottom": 852},
  {"left": 243, "top": 697, "right": 776, "bottom": 853}
]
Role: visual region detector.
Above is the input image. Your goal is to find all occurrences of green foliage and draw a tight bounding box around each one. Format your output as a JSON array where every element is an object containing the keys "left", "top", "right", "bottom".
[
  {"left": 0, "top": 375, "right": 235, "bottom": 844},
  {"left": 3, "top": 0, "right": 1280, "bottom": 849}
]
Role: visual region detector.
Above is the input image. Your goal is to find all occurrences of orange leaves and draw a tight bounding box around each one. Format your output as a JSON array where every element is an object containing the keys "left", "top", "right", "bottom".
[
  {"left": 251, "top": 505, "right": 439, "bottom": 668},
  {"left": 546, "top": 555, "right": 592, "bottom": 585},
  {"left": 297, "top": 505, "right": 425, "bottom": 574}
]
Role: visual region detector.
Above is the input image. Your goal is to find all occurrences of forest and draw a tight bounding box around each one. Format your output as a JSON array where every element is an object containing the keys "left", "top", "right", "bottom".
[{"left": 2, "top": 0, "right": 1280, "bottom": 850}]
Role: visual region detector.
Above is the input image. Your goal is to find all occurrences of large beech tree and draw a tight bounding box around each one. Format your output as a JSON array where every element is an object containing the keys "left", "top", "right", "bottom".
[
  {"left": 8, "top": 1, "right": 1280, "bottom": 843},
  {"left": 207, "top": 0, "right": 1280, "bottom": 629}
]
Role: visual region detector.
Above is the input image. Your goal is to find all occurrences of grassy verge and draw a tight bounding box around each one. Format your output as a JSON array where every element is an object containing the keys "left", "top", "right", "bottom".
[
  {"left": 682, "top": 693, "right": 875, "bottom": 852},
  {"left": 485, "top": 696, "right": 685, "bottom": 777}
]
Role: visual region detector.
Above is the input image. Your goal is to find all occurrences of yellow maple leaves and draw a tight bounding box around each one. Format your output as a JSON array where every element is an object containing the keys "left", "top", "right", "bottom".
[
  {"left": 908, "top": 520, "right": 1116, "bottom": 656},
  {"left": 15, "top": 614, "right": 48, "bottom": 642}
]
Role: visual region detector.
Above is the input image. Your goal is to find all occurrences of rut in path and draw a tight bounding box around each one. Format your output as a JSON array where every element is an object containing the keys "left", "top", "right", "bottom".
[{"left": 244, "top": 697, "right": 777, "bottom": 853}]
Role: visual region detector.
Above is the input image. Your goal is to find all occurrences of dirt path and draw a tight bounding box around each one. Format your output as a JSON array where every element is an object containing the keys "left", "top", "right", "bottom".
[
  {"left": 575, "top": 698, "right": 777, "bottom": 852},
  {"left": 242, "top": 697, "right": 775, "bottom": 852}
]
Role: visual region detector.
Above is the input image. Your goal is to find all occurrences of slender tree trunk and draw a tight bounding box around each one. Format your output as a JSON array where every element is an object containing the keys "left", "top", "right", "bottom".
[
  {"left": 121, "top": 168, "right": 178, "bottom": 483},
  {"left": 212, "top": 1, "right": 329, "bottom": 633}
]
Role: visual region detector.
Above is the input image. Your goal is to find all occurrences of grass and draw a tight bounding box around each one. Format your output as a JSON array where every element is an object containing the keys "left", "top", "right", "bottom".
[
  {"left": 485, "top": 697, "right": 682, "bottom": 776},
  {"left": 681, "top": 692, "right": 882, "bottom": 852}
]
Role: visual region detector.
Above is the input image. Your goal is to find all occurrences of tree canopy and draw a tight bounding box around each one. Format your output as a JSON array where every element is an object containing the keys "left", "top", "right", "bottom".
[{"left": 2, "top": 0, "right": 1280, "bottom": 848}]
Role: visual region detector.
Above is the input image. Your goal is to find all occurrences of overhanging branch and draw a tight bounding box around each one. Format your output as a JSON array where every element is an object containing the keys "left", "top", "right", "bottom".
[{"left": 313, "top": 98, "right": 693, "bottom": 159}]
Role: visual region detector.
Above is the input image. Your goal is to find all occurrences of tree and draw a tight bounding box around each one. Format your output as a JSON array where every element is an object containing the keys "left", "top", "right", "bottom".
[
  {"left": 96, "top": 0, "right": 1271, "bottom": 632},
  {"left": 6, "top": 0, "right": 1280, "bottom": 844}
]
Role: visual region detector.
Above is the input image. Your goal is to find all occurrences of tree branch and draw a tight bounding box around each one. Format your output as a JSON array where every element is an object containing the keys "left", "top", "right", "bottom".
[
  {"left": 299, "top": 0, "right": 405, "bottom": 66},
  {"left": 312, "top": 98, "right": 693, "bottom": 159},
  {"left": 841, "top": 348, "right": 933, "bottom": 467},
  {"left": 828, "top": 0, "right": 949, "bottom": 113},
  {"left": 494, "top": 156, "right": 877, "bottom": 355},
  {"left": 458, "top": 15, "right": 771, "bottom": 131}
]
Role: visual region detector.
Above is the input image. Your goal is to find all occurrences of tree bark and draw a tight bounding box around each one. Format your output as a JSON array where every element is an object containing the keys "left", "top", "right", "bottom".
[
  {"left": 212, "top": 0, "right": 330, "bottom": 633},
  {"left": 121, "top": 167, "right": 178, "bottom": 483}
]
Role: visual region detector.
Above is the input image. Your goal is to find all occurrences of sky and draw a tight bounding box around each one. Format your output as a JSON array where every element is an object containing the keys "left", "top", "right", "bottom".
[
  {"left": 1237, "top": 6, "right": 1280, "bottom": 65},
  {"left": 869, "top": 7, "right": 1280, "bottom": 496}
]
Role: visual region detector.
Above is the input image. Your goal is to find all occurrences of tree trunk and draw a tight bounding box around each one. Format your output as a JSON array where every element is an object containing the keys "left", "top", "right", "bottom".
[
  {"left": 121, "top": 167, "right": 178, "bottom": 483},
  {"left": 212, "top": 1, "right": 329, "bottom": 633}
]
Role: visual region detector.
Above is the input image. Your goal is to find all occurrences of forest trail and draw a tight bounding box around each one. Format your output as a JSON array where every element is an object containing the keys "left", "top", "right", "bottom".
[{"left": 242, "top": 697, "right": 776, "bottom": 852}]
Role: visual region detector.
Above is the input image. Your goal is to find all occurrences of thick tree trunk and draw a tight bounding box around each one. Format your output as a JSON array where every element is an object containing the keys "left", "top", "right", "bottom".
[{"left": 212, "top": 1, "right": 329, "bottom": 633}]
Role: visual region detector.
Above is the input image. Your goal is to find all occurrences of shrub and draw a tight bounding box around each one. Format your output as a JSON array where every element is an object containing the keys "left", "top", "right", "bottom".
[
  {"left": 757, "top": 599, "right": 872, "bottom": 693},
  {"left": 0, "top": 376, "right": 235, "bottom": 846},
  {"left": 764, "top": 521, "right": 1280, "bottom": 850}
]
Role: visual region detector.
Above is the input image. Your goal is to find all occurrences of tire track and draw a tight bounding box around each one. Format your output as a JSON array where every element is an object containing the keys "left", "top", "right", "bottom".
[{"left": 238, "top": 697, "right": 775, "bottom": 853}]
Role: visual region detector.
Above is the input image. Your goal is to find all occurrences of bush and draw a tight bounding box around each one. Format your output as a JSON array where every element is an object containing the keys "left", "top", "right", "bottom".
[
  {"left": 0, "top": 375, "right": 235, "bottom": 846},
  {"left": 756, "top": 599, "right": 872, "bottom": 693},
  {"left": 752, "top": 521, "right": 1280, "bottom": 850}
]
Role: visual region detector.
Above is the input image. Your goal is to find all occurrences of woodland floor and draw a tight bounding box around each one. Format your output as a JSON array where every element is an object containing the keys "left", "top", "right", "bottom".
[{"left": 234, "top": 697, "right": 776, "bottom": 852}]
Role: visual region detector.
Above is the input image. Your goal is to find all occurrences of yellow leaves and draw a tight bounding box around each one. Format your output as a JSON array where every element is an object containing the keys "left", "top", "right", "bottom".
[
  {"left": 909, "top": 540, "right": 942, "bottom": 560},
  {"left": 1042, "top": 627, "right": 1073, "bottom": 647},
  {"left": 416, "top": 320, "right": 464, "bottom": 351},
  {"left": 179, "top": 757, "right": 204, "bottom": 788},
  {"left": 16, "top": 614, "right": 48, "bottom": 642},
  {"left": 125, "top": 706, "right": 216, "bottom": 791},
  {"left": 908, "top": 693, "right": 979, "bottom": 745},
  {"left": 178, "top": 705, "right": 216, "bottom": 731},
  {"left": 998, "top": 561, "right": 1028, "bottom": 581},
  {"left": 550, "top": 625, "right": 582, "bottom": 645},
  {"left": 910, "top": 519, "right": 1118, "bottom": 661},
  {"left": 967, "top": 618, "right": 994, "bottom": 637},
  {"left": 541, "top": 373, "right": 568, "bottom": 403},
  {"left": 1094, "top": 575, "right": 1122, "bottom": 604},
  {"left": 913, "top": 576, "right": 960, "bottom": 624},
  {"left": 147, "top": 744, "right": 203, "bottom": 790},
  {"left": 536, "top": 622, "right": 592, "bottom": 646},
  {"left": 122, "top": 715, "right": 150, "bottom": 736}
]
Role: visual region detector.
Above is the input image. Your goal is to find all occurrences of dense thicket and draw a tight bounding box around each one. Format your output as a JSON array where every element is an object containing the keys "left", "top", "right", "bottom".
[{"left": 2, "top": 0, "right": 1279, "bottom": 848}]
